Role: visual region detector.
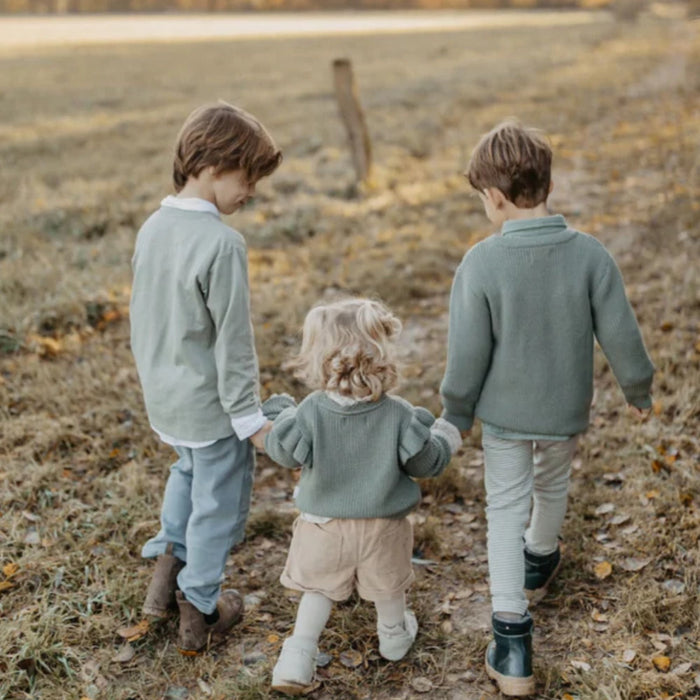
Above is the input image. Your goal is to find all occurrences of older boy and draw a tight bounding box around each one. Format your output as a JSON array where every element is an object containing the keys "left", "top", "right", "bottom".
[
  {"left": 130, "top": 102, "right": 281, "bottom": 654},
  {"left": 440, "top": 120, "right": 653, "bottom": 695}
]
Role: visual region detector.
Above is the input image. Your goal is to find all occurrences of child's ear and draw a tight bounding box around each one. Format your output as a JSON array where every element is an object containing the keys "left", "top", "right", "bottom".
[
  {"left": 485, "top": 187, "right": 507, "bottom": 210},
  {"left": 548, "top": 180, "right": 554, "bottom": 195}
]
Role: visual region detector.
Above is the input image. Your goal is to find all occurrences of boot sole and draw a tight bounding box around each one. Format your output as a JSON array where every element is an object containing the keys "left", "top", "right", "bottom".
[
  {"left": 485, "top": 650, "right": 535, "bottom": 696},
  {"left": 142, "top": 603, "right": 169, "bottom": 618},
  {"left": 271, "top": 680, "right": 319, "bottom": 696}
]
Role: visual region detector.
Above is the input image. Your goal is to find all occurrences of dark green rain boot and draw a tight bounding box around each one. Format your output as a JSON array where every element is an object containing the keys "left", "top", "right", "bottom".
[{"left": 485, "top": 613, "right": 535, "bottom": 696}]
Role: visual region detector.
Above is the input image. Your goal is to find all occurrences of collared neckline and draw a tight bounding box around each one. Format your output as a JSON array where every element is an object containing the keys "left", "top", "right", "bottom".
[
  {"left": 161, "top": 195, "right": 220, "bottom": 218},
  {"left": 501, "top": 214, "right": 567, "bottom": 237}
]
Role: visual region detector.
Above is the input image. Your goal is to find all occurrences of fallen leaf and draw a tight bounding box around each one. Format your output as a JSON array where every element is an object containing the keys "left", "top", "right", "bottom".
[
  {"left": 562, "top": 694, "right": 575, "bottom": 700},
  {"left": 620, "top": 557, "right": 651, "bottom": 572},
  {"left": 571, "top": 660, "right": 591, "bottom": 672},
  {"left": 267, "top": 633, "right": 280, "bottom": 644},
  {"left": 662, "top": 579, "right": 685, "bottom": 595},
  {"left": 595, "top": 503, "right": 615, "bottom": 516},
  {"left": 652, "top": 656, "right": 671, "bottom": 672},
  {"left": 2, "top": 563, "right": 19, "bottom": 578},
  {"left": 672, "top": 662, "right": 692, "bottom": 676},
  {"left": 622, "top": 649, "right": 636, "bottom": 663},
  {"left": 410, "top": 677, "right": 433, "bottom": 693},
  {"left": 315, "top": 651, "right": 332, "bottom": 668},
  {"left": 621, "top": 524, "right": 639, "bottom": 536},
  {"left": 112, "top": 643, "right": 135, "bottom": 664},
  {"left": 645, "top": 490, "right": 660, "bottom": 500},
  {"left": 339, "top": 649, "right": 363, "bottom": 668},
  {"left": 591, "top": 610, "right": 608, "bottom": 623},
  {"left": 0, "top": 581, "right": 15, "bottom": 592},
  {"left": 610, "top": 514, "right": 631, "bottom": 526},
  {"left": 196, "top": 678, "right": 213, "bottom": 696},
  {"left": 116, "top": 619, "right": 149, "bottom": 642},
  {"left": 594, "top": 561, "right": 612, "bottom": 580}
]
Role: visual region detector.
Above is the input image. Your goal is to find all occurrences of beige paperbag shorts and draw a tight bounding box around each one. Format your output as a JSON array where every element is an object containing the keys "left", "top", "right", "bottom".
[{"left": 280, "top": 516, "right": 415, "bottom": 602}]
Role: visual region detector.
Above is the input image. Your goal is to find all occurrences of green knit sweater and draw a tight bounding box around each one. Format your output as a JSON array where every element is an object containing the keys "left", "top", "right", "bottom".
[
  {"left": 441, "top": 215, "right": 654, "bottom": 434},
  {"left": 130, "top": 205, "right": 260, "bottom": 441},
  {"left": 263, "top": 392, "right": 452, "bottom": 519}
]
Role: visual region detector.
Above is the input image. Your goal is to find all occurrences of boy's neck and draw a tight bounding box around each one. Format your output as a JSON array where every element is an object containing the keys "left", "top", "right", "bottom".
[
  {"left": 502, "top": 201, "right": 550, "bottom": 222},
  {"left": 177, "top": 173, "right": 216, "bottom": 206}
]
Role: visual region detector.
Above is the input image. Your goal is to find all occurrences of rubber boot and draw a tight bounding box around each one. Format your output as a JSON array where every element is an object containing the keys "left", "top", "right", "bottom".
[
  {"left": 524, "top": 546, "right": 561, "bottom": 593},
  {"left": 485, "top": 613, "right": 535, "bottom": 696}
]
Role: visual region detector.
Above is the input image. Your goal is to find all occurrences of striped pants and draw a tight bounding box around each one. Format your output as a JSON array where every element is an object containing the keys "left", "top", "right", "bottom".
[{"left": 482, "top": 432, "right": 578, "bottom": 615}]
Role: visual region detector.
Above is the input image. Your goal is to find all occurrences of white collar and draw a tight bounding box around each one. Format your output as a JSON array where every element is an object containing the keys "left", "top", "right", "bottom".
[
  {"left": 326, "top": 391, "right": 373, "bottom": 406},
  {"left": 161, "top": 195, "right": 220, "bottom": 218}
]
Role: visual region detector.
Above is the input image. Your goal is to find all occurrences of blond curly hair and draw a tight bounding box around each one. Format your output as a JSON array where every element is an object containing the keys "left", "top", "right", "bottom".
[{"left": 288, "top": 298, "right": 401, "bottom": 401}]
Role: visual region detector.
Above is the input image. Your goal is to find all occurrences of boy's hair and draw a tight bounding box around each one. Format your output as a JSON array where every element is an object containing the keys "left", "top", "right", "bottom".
[
  {"left": 288, "top": 298, "right": 401, "bottom": 401},
  {"left": 466, "top": 119, "right": 552, "bottom": 208},
  {"left": 173, "top": 102, "right": 282, "bottom": 192}
]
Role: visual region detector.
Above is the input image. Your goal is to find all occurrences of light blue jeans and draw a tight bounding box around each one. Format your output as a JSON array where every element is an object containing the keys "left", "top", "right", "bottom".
[
  {"left": 142, "top": 434, "right": 254, "bottom": 614},
  {"left": 482, "top": 432, "right": 578, "bottom": 616}
]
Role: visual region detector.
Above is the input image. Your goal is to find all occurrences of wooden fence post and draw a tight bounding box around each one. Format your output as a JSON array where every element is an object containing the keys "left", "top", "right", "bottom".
[{"left": 332, "top": 58, "right": 372, "bottom": 186}]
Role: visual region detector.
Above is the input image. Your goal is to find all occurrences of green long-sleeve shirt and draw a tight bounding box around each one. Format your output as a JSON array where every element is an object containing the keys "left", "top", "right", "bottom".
[
  {"left": 130, "top": 204, "right": 260, "bottom": 441},
  {"left": 263, "top": 392, "right": 453, "bottom": 519},
  {"left": 441, "top": 215, "right": 654, "bottom": 435}
]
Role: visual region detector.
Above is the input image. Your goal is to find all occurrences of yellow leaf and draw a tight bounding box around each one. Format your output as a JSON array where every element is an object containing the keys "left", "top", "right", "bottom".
[
  {"left": 0, "top": 581, "right": 15, "bottom": 592},
  {"left": 562, "top": 694, "right": 575, "bottom": 700},
  {"left": 645, "top": 490, "right": 660, "bottom": 500},
  {"left": 117, "top": 619, "right": 149, "bottom": 642},
  {"left": 2, "top": 562, "right": 19, "bottom": 578},
  {"left": 652, "top": 655, "right": 671, "bottom": 672},
  {"left": 594, "top": 561, "right": 612, "bottom": 580},
  {"left": 267, "top": 633, "right": 280, "bottom": 644}
]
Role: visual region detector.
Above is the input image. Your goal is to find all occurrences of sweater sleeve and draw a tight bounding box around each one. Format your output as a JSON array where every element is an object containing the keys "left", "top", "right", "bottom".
[
  {"left": 206, "top": 244, "right": 261, "bottom": 419},
  {"left": 440, "top": 252, "right": 494, "bottom": 430},
  {"left": 400, "top": 406, "right": 453, "bottom": 479},
  {"left": 264, "top": 406, "right": 312, "bottom": 469},
  {"left": 591, "top": 251, "right": 655, "bottom": 408}
]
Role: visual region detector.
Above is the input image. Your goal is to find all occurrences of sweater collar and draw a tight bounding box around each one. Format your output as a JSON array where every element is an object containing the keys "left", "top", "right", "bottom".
[
  {"left": 161, "top": 195, "right": 220, "bottom": 218},
  {"left": 501, "top": 214, "right": 567, "bottom": 237}
]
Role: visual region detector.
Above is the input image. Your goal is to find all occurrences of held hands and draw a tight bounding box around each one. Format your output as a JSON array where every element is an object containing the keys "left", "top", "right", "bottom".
[{"left": 250, "top": 420, "right": 273, "bottom": 451}]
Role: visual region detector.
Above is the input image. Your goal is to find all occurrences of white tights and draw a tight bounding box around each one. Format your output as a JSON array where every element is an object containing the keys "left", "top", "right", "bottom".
[{"left": 291, "top": 591, "right": 406, "bottom": 644}]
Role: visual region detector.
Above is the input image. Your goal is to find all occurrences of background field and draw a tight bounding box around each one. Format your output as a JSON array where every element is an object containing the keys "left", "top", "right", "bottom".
[{"left": 0, "top": 8, "right": 698, "bottom": 700}]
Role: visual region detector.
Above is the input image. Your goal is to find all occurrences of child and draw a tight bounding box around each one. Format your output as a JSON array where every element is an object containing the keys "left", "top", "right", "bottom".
[
  {"left": 129, "top": 102, "right": 281, "bottom": 655},
  {"left": 261, "top": 298, "right": 462, "bottom": 695},
  {"left": 440, "top": 119, "right": 654, "bottom": 696}
]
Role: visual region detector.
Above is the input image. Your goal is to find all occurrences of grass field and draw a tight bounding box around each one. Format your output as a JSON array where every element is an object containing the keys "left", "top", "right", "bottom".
[{"left": 0, "top": 9, "right": 698, "bottom": 700}]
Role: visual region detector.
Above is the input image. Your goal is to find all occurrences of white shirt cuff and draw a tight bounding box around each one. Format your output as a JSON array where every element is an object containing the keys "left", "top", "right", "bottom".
[{"left": 231, "top": 409, "right": 267, "bottom": 440}]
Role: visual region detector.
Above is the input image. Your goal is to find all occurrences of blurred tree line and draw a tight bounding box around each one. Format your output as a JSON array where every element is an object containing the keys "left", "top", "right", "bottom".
[{"left": 0, "top": 0, "right": 655, "bottom": 14}]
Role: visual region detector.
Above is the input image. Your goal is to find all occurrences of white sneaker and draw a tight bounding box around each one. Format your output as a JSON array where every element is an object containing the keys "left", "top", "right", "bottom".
[
  {"left": 377, "top": 610, "right": 418, "bottom": 661},
  {"left": 271, "top": 636, "right": 318, "bottom": 695}
]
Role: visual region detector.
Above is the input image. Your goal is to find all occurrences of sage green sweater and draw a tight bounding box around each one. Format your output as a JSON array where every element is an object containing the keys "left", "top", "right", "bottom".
[
  {"left": 263, "top": 392, "right": 452, "bottom": 519},
  {"left": 441, "top": 215, "right": 654, "bottom": 434},
  {"left": 130, "top": 205, "right": 259, "bottom": 441}
]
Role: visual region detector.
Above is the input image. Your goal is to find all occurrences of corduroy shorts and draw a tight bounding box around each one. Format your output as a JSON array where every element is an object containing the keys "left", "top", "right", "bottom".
[{"left": 281, "top": 516, "right": 415, "bottom": 602}]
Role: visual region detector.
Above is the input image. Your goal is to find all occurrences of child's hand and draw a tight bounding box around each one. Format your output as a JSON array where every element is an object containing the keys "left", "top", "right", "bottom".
[
  {"left": 627, "top": 404, "right": 651, "bottom": 421},
  {"left": 250, "top": 420, "right": 273, "bottom": 451}
]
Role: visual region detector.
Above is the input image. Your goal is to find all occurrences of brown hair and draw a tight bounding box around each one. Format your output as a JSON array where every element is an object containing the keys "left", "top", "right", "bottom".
[
  {"left": 466, "top": 119, "right": 552, "bottom": 208},
  {"left": 287, "top": 298, "right": 401, "bottom": 401},
  {"left": 173, "top": 102, "right": 282, "bottom": 192}
]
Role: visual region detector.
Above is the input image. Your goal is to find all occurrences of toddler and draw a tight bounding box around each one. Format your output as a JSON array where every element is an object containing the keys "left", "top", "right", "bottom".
[
  {"left": 262, "top": 298, "right": 461, "bottom": 695},
  {"left": 440, "top": 119, "right": 654, "bottom": 696}
]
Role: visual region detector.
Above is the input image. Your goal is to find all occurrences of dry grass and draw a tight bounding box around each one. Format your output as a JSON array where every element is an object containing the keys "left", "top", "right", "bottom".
[{"left": 0, "top": 11, "right": 698, "bottom": 700}]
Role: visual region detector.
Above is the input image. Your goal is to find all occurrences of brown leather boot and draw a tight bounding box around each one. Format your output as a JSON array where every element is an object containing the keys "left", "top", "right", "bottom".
[
  {"left": 176, "top": 589, "right": 244, "bottom": 656},
  {"left": 142, "top": 543, "right": 185, "bottom": 618}
]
